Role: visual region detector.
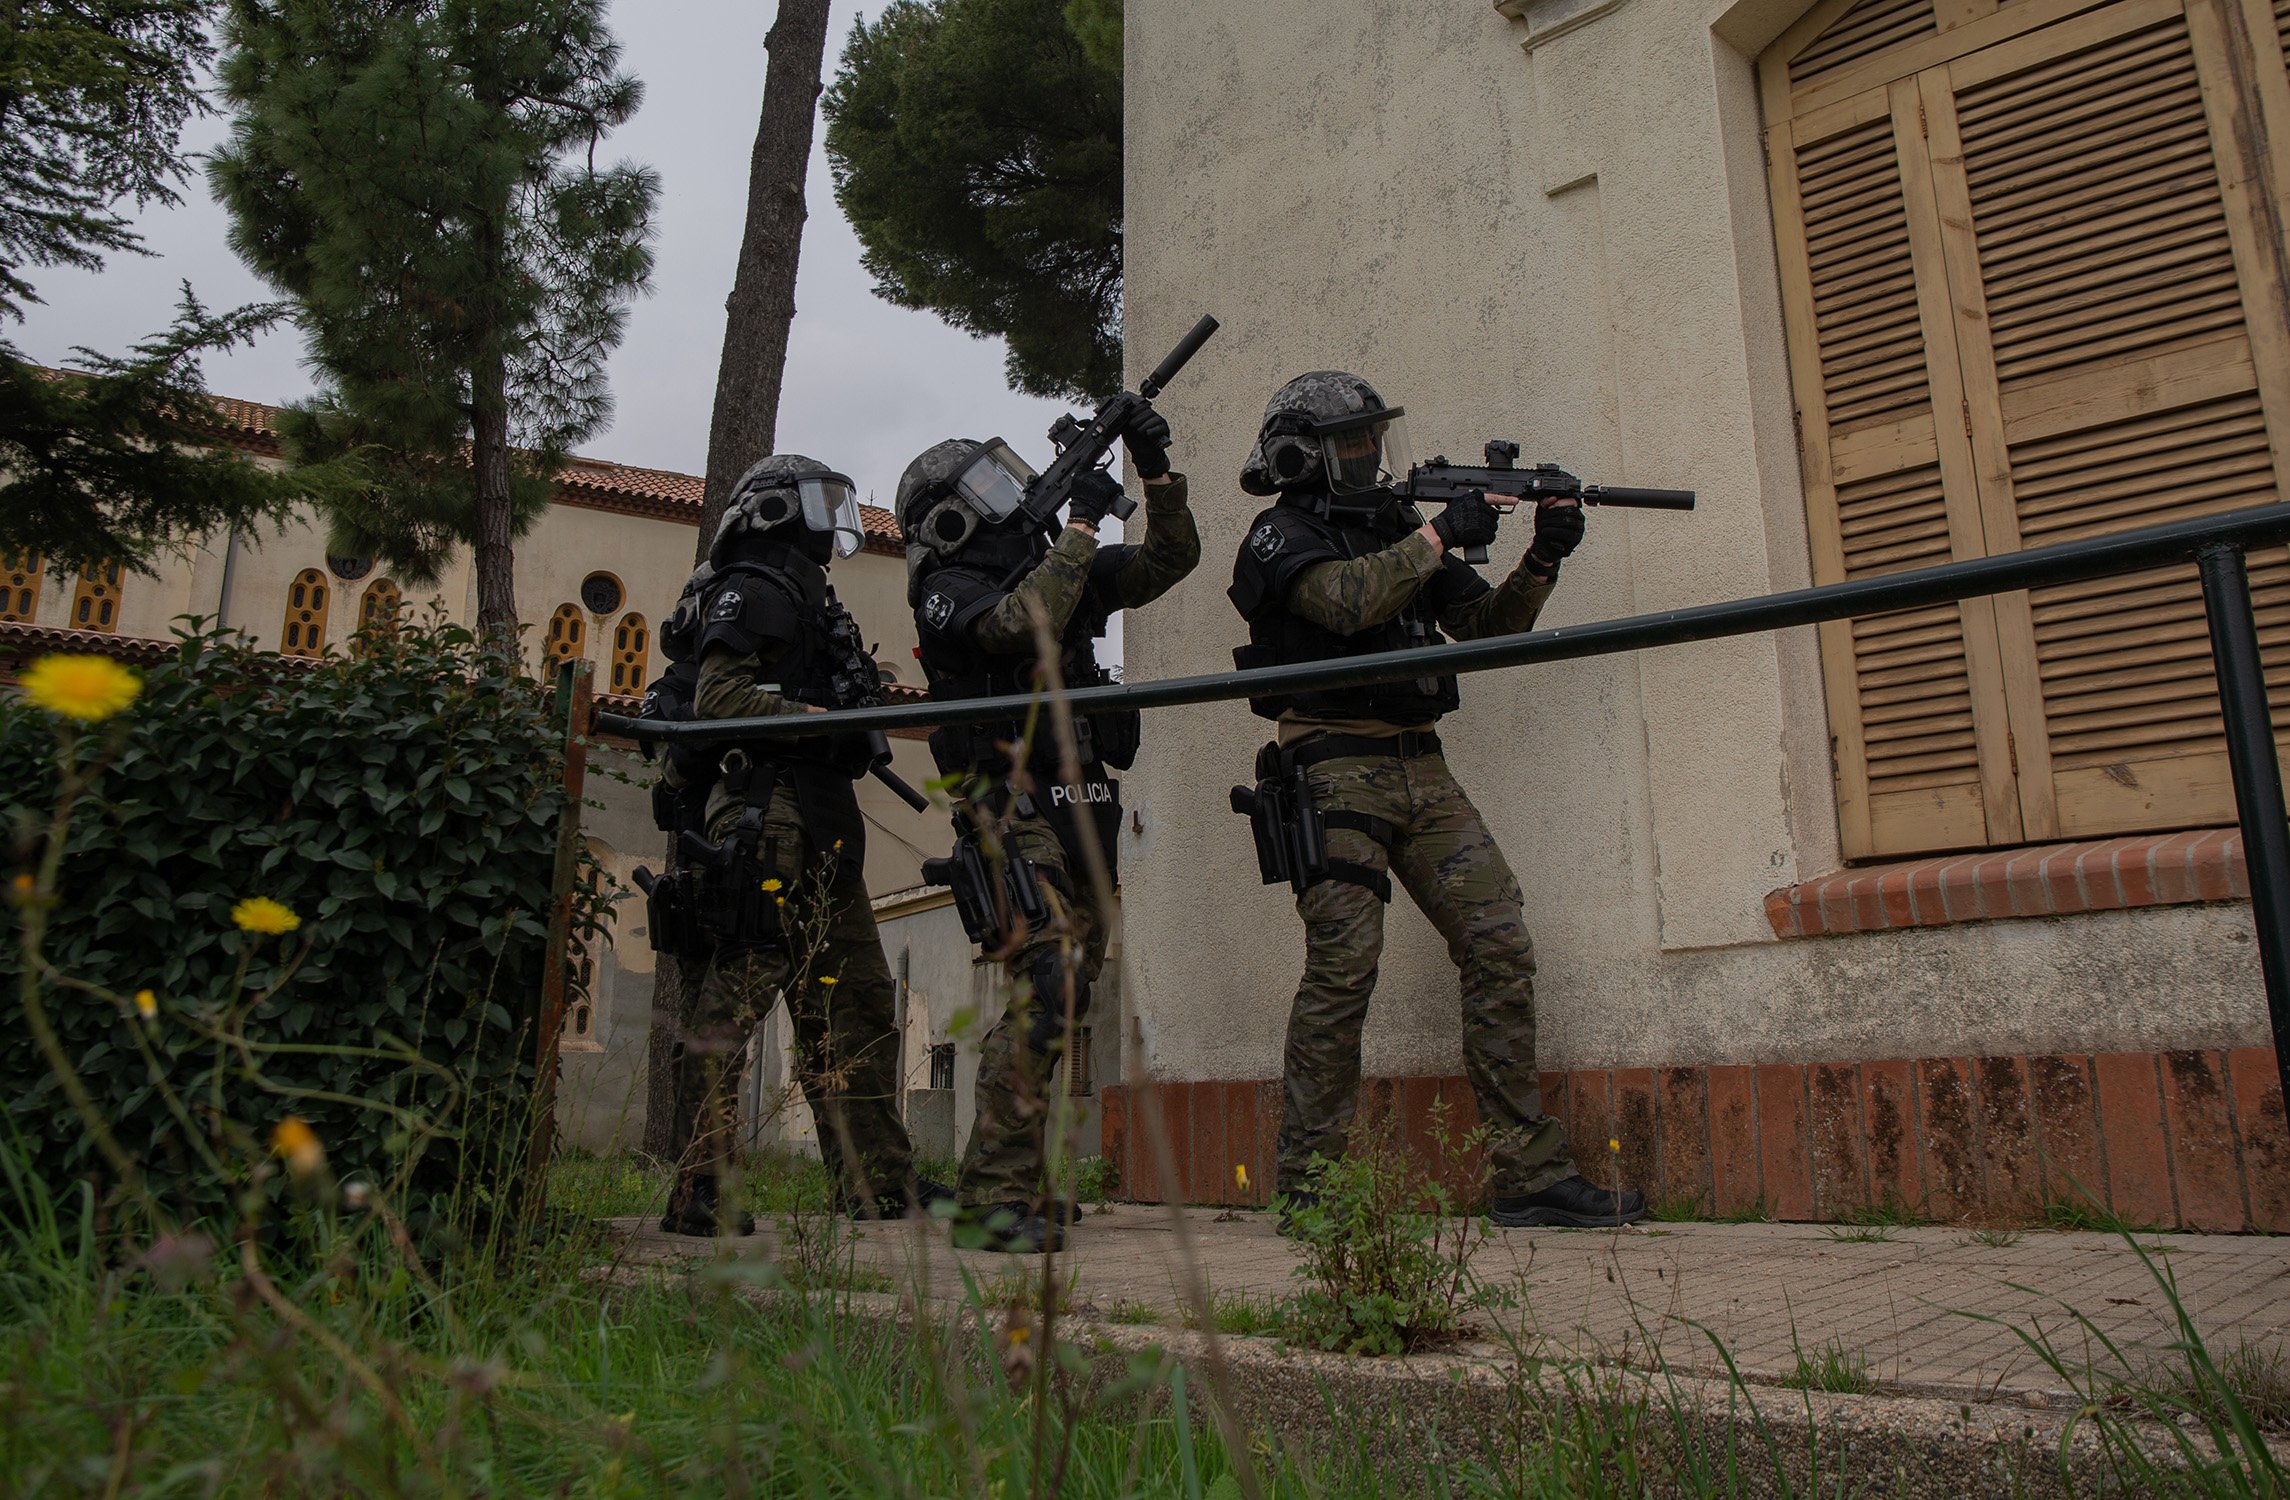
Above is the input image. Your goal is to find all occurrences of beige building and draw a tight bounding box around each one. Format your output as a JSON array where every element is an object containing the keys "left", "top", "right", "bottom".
[
  {"left": 0, "top": 390, "right": 1057, "bottom": 1163},
  {"left": 1108, "top": 0, "right": 2290, "bottom": 1227}
]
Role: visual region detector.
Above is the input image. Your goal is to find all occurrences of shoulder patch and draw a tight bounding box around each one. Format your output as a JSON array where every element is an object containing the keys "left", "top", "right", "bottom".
[
  {"left": 1248, "top": 522, "right": 1285, "bottom": 562},
  {"left": 921, "top": 591, "right": 956, "bottom": 631},
  {"left": 708, "top": 588, "right": 743, "bottom": 621}
]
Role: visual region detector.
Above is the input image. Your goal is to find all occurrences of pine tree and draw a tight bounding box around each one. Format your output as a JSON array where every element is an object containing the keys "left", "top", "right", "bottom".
[
  {"left": 210, "top": 0, "right": 657, "bottom": 639},
  {"left": 0, "top": 0, "right": 294, "bottom": 576},
  {"left": 824, "top": 0, "right": 1122, "bottom": 402}
]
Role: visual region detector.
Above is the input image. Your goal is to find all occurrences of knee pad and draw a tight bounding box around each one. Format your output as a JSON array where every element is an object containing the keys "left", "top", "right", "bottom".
[{"left": 1023, "top": 947, "right": 1090, "bottom": 1054}]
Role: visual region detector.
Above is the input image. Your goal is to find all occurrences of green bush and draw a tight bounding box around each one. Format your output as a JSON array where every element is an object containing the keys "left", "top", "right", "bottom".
[{"left": 1, "top": 621, "right": 593, "bottom": 1239}]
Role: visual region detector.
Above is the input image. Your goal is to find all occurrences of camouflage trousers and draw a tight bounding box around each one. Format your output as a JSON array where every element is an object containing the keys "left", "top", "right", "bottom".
[
  {"left": 1276, "top": 749, "right": 1574, "bottom": 1198},
  {"left": 959, "top": 810, "right": 1110, "bottom": 1208},
  {"left": 667, "top": 788, "right": 915, "bottom": 1203}
]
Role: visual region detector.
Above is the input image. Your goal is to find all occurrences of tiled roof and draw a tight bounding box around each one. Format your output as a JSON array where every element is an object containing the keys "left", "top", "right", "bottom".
[
  {"left": 190, "top": 380, "right": 905, "bottom": 553},
  {"left": 0, "top": 621, "right": 189, "bottom": 669}
]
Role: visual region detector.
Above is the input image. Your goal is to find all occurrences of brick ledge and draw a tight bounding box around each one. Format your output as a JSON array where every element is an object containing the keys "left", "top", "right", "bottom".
[{"left": 1764, "top": 830, "right": 2247, "bottom": 939}]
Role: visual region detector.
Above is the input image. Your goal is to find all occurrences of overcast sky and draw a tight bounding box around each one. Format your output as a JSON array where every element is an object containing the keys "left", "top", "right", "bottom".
[{"left": 9, "top": 0, "right": 1073, "bottom": 514}]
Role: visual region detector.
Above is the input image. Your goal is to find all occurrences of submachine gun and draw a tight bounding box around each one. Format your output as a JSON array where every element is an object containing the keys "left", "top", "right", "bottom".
[
  {"left": 1397, "top": 440, "right": 1697, "bottom": 564},
  {"left": 1012, "top": 314, "right": 1221, "bottom": 532}
]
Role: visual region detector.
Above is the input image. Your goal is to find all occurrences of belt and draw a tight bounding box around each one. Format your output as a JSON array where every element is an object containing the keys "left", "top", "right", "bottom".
[{"left": 1286, "top": 730, "right": 1443, "bottom": 769}]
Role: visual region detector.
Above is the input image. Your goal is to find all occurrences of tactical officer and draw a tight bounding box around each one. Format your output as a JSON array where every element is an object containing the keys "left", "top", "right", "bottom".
[
  {"left": 900, "top": 411, "right": 1198, "bottom": 1252},
  {"left": 1227, "top": 373, "right": 1647, "bottom": 1229},
  {"left": 651, "top": 454, "right": 950, "bottom": 1236}
]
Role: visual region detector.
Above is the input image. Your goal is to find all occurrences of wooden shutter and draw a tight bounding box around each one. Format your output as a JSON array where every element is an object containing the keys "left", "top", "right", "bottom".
[
  {"left": 1763, "top": 0, "right": 2290, "bottom": 857},
  {"left": 1766, "top": 45, "right": 2022, "bottom": 857}
]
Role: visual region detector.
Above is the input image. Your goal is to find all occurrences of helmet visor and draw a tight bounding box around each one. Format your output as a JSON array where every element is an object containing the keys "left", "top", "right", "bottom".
[
  {"left": 1311, "top": 407, "right": 1409, "bottom": 496},
  {"left": 952, "top": 439, "right": 1035, "bottom": 522},
  {"left": 798, "top": 474, "right": 864, "bottom": 559}
]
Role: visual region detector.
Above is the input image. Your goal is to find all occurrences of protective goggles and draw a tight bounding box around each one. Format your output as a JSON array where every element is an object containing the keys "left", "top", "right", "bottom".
[{"left": 1308, "top": 407, "right": 1410, "bottom": 496}]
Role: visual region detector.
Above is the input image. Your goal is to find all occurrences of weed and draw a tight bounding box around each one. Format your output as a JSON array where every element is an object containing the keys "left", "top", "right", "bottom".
[
  {"left": 1650, "top": 1193, "right": 1709, "bottom": 1223},
  {"left": 1964, "top": 1225, "right": 2024, "bottom": 1248},
  {"left": 1836, "top": 1192, "right": 1927, "bottom": 1228},
  {"left": 1178, "top": 1290, "right": 1291, "bottom": 1338},
  {"left": 2127, "top": 1335, "right": 2290, "bottom": 1433},
  {"left": 1281, "top": 1104, "right": 1491, "bottom": 1357},
  {"left": 1820, "top": 1224, "right": 1898, "bottom": 1244},
  {"left": 1716, "top": 1195, "right": 1775, "bottom": 1224},
  {"left": 1073, "top": 1153, "right": 1120, "bottom": 1208},
  {"left": 1099, "top": 1298, "right": 1164, "bottom": 1326},
  {"left": 2043, "top": 1191, "right": 2161, "bottom": 1236},
  {"left": 1781, "top": 1339, "right": 1877, "bottom": 1393}
]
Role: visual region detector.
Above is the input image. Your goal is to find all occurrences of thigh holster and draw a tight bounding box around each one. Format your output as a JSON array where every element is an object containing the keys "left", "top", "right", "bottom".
[
  {"left": 1230, "top": 740, "right": 1395, "bottom": 902},
  {"left": 922, "top": 827, "right": 1061, "bottom": 948}
]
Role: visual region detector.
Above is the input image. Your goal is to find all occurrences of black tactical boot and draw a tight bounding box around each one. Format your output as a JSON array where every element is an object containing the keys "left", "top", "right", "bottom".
[
  {"left": 1272, "top": 1189, "right": 1321, "bottom": 1237},
  {"left": 659, "top": 1172, "right": 758, "bottom": 1237},
  {"left": 1051, "top": 1197, "right": 1083, "bottom": 1228},
  {"left": 847, "top": 1176, "right": 959, "bottom": 1221},
  {"left": 1489, "top": 1175, "right": 1648, "bottom": 1229},
  {"left": 955, "top": 1201, "right": 1065, "bottom": 1254}
]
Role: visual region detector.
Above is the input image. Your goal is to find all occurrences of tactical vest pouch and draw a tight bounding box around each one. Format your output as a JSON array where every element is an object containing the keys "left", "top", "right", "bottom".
[{"left": 1089, "top": 708, "right": 1142, "bottom": 771}]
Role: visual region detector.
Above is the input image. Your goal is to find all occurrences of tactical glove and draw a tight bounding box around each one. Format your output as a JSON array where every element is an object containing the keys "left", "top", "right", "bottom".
[
  {"left": 1526, "top": 501, "right": 1587, "bottom": 575},
  {"left": 1432, "top": 489, "right": 1500, "bottom": 553},
  {"left": 1124, "top": 404, "right": 1173, "bottom": 480},
  {"left": 1068, "top": 470, "right": 1124, "bottom": 529}
]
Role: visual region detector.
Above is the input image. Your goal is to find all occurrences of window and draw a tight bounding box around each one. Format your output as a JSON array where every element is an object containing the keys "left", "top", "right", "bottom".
[
  {"left": 71, "top": 562, "right": 121, "bottom": 632},
  {"left": 327, "top": 554, "right": 372, "bottom": 581},
  {"left": 357, "top": 578, "right": 402, "bottom": 640},
  {"left": 543, "top": 603, "right": 586, "bottom": 668},
  {"left": 580, "top": 572, "right": 623, "bottom": 614},
  {"left": 281, "top": 568, "right": 329, "bottom": 657},
  {"left": 1761, "top": 0, "right": 2290, "bottom": 858},
  {"left": 0, "top": 551, "right": 38, "bottom": 623},
  {"left": 928, "top": 1043, "right": 956, "bottom": 1091},
  {"left": 559, "top": 945, "right": 603, "bottom": 1053},
  {"left": 609, "top": 612, "right": 649, "bottom": 694}
]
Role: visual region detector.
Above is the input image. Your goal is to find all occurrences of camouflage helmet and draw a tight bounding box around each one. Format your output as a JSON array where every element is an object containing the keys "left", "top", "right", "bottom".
[
  {"left": 1239, "top": 371, "right": 1394, "bottom": 497},
  {"left": 708, "top": 453, "right": 862, "bottom": 566},
  {"left": 895, "top": 436, "right": 1037, "bottom": 566}
]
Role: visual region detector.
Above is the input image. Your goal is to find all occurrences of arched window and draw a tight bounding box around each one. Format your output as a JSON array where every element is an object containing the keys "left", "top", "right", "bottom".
[
  {"left": 609, "top": 612, "right": 649, "bottom": 694},
  {"left": 543, "top": 603, "right": 586, "bottom": 667},
  {"left": 0, "top": 551, "right": 39, "bottom": 623},
  {"left": 71, "top": 561, "right": 121, "bottom": 632},
  {"left": 358, "top": 578, "right": 402, "bottom": 634},
  {"left": 280, "top": 568, "right": 329, "bottom": 657}
]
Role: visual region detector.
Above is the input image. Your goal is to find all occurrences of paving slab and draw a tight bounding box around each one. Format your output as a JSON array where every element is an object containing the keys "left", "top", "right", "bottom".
[{"left": 606, "top": 1206, "right": 2290, "bottom": 1404}]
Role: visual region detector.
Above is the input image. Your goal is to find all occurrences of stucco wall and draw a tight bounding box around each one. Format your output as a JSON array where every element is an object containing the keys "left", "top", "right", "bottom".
[{"left": 1117, "top": 0, "right": 2273, "bottom": 1082}]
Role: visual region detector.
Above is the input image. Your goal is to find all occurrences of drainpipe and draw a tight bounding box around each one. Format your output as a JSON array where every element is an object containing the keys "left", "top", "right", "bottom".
[{"left": 895, "top": 946, "right": 910, "bottom": 1116}]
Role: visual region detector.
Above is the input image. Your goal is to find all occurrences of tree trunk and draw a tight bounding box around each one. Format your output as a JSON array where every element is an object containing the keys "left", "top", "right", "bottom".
[
  {"left": 642, "top": 0, "right": 835, "bottom": 1160},
  {"left": 471, "top": 351, "right": 519, "bottom": 644},
  {"left": 695, "top": 0, "right": 834, "bottom": 544}
]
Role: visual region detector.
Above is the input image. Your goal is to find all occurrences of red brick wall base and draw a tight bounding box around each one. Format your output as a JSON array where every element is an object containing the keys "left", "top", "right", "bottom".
[{"left": 1101, "top": 1048, "right": 2290, "bottom": 1231}]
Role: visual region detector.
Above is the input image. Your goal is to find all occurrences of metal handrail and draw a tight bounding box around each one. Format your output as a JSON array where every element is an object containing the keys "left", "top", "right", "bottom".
[
  {"left": 595, "top": 499, "right": 2290, "bottom": 1101},
  {"left": 598, "top": 501, "right": 2290, "bottom": 743}
]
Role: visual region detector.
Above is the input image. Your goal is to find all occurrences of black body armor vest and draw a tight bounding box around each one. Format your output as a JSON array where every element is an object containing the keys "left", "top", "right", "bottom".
[{"left": 1226, "top": 498, "right": 1486, "bottom": 724}]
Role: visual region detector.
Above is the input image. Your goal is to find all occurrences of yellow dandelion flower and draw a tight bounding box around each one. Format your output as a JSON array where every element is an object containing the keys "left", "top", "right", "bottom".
[
  {"left": 1235, "top": 1163, "right": 1250, "bottom": 1193},
  {"left": 231, "top": 896, "right": 301, "bottom": 935},
  {"left": 20, "top": 654, "right": 140, "bottom": 723},
  {"left": 271, "top": 1116, "right": 324, "bottom": 1177},
  {"left": 759, "top": 878, "right": 784, "bottom": 893},
  {"left": 1006, "top": 1324, "right": 1029, "bottom": 1345},
  {"left": 1608, "top": 1138, "right": 1621, "bottom": 1154},
  {"left": 133, "top": 989, "right": 158, "bottom": 1021},
  {"left": 818, "top": 975, "right": 838, "bottom": 987},
  {"left": 7, "top": 874, "right": 33, "bottom": 905}
]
